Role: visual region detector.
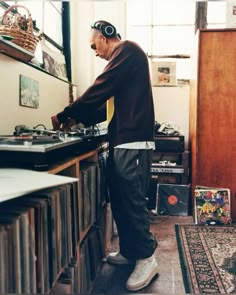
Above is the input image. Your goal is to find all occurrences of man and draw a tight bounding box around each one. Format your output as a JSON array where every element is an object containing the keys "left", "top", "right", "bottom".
[{"left": 51, "top": 20, "right": 158, "bottom": 291}]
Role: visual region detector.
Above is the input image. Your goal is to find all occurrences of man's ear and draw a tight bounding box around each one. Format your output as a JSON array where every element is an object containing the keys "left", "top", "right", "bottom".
[{"left": 99, "top": 33, "right": 106, "bottom": 42}]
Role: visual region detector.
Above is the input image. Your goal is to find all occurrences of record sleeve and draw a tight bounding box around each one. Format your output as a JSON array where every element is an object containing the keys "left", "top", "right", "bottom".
[
  {"left": 157, "top": 184, "right": 190, "bottom": 216},
  {"left": 194, "top": 186, "right": 231, "bottom": 225}
]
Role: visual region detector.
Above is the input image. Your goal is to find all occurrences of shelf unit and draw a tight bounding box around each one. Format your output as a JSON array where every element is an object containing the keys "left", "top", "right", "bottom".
[
  {"left": 48, "top": 149, "right": 98, "bottom": 241},
  {"left": 151, "top": 150, "right": 189, "bottom": 185},
  {"left": 148, "top": 145, "right": 190, "bottom": 214},
  {"left": 0, "top": 145, "right": 110, "bottom": 294},
  {"left": 48, "top": 147, "right": 109, "bottom": 294}
]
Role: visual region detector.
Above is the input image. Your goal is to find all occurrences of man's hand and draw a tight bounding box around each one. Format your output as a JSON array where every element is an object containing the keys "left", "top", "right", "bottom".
[
  {"left": 62, "top": 118, "right": 77, "bottom": 131},
  {"left": 51, "top": 115, "right": 77, "bottom": 131},
  {"left": 51, "top": 115, "right": 61, "bottom": 130}
]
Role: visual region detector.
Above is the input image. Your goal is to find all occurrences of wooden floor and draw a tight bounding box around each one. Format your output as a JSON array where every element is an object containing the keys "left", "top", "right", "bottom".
[{"left": 91, "top": 215, "right": 194, "bottom": 294}]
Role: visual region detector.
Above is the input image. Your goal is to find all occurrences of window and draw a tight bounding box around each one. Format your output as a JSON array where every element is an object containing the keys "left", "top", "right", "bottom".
[
  {"left": 208, "top": 1, "right": 226, "bottom": 28},
  {"left": 0, "top": 1, "right": 71, "bottom": 81},
  {"left": 126, "top": 0, "right": 227, "bottom": 81}
]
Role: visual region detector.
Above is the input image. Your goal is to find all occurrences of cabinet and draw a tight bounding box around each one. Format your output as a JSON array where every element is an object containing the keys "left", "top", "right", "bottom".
[
  {"left": 48, "top": 147, "right": 109, "bottom": 294},
  {"left": 189, "top": 29, "right": 236, "bottom": 221},
  {"left": 148, "top": 140, "right": 190, "bottom": 212},
  {"left": 0, "top": 145, "right": 110, "bottom": 294}
]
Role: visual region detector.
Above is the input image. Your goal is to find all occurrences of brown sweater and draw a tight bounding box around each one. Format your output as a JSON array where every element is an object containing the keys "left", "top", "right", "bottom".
[{"left": 57, "top": 40, "right": 155, "bottom": 147}]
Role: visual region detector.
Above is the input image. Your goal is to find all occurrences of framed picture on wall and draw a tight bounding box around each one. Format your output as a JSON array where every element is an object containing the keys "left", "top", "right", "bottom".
[
  {"left": 41, "top": 40, "right": 67, "bottom": 81},
  {"left": 19, "top": 75, "right": 39, "bottom": 109},
  {"left": 151, "top": 61, "right": 176, "bottom": 86}
]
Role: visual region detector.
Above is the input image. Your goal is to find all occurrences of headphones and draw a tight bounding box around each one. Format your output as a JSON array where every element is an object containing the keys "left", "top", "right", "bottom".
[{"left": 91, "top": 21, "right": 117, "bottom": 38}]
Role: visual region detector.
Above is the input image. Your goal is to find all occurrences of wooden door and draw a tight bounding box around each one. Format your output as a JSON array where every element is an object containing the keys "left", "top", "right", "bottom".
[{"left": 190, "top": 29, "right": 236, "bottom": 221}]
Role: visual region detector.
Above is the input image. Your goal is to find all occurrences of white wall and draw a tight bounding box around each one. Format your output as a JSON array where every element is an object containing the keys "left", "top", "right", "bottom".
[
  {"left": 70, "top": 0, "right": 126, "bottom": 94},
  {"left": 153, "top": 85, "right": 190, "bottom": 149},
  {"left": 0, "top": 54, "right": 70, "bottom": 135}
]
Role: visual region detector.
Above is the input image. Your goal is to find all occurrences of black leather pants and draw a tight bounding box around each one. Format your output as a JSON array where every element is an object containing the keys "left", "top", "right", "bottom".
[{"left": 107, "top": 148, "right": 158, "bottom": 260}]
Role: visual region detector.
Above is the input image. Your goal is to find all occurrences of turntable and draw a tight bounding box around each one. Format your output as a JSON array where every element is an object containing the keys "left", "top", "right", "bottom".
[
  {"left": 0, "top": 133, "right": 82, "bottom": 153},
  {"left": 0, "top": 124, "right": 107, "bottom": 170},
  {"left": 0, "top": 125, "right": 83, "bottom": 170},
  {"left": 0, "top": 135, "right": 61, "bottom": 146}
]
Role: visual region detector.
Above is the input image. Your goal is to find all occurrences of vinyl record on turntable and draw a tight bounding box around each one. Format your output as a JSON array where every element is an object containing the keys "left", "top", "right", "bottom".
[{"left": 157, "top": 184, "right": 190, "bottom": 216}]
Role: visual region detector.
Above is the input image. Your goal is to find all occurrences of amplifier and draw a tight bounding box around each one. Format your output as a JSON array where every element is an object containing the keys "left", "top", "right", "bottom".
[
  {"left": 151, "top": 163, "right": 184, "bottom": 174},
  {"left": 155, "top": 134, "right": 184, "bottom": 152},
  {"left": 151, "top": 166, "right": 184, "bottom": 174},
  {"left": 157, "top": 175, "right": 179, "bottom": 184}
]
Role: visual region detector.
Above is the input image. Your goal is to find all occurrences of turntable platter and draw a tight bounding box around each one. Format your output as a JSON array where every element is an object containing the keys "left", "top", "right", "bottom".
[
  {"left": 0, "top": 136, "right": 62, "bottom": 145},
  {"left": 0, "top": 133, "right": 83, "bottom": 154}
]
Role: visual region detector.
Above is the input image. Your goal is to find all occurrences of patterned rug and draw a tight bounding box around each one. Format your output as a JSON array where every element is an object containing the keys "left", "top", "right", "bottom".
[{"left": 175, "top": 224, "right": 236, "bottom": 294}]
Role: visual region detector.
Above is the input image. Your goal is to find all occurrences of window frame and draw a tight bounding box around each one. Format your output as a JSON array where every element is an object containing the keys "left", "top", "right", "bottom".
[{"left": 126, "top": 0, "right": 228, "bottom": 82}]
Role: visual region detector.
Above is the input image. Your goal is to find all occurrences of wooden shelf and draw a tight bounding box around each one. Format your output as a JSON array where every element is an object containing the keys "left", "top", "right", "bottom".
[
  {"left": 0, "top": 145, "right": 110, "bottom": 294},
  {"left": 0, "top": 36, "right": 34, "bottom": 62},
  {"left": 47, "top": 150, "right": 97, "bottom": 175}
]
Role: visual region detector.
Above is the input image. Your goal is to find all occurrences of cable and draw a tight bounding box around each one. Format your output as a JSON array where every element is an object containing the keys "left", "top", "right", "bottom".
[{"left": 33, "top": 124, "right": 47, "bottom": 130}]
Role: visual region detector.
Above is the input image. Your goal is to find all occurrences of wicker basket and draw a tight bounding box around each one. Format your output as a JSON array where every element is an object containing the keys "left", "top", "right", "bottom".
[{"left": 0, "top": 4, "right": 39, "bottom": 54}]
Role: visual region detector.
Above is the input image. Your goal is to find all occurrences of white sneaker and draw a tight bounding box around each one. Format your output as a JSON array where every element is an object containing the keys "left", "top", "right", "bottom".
[
  {"left": 126, "top": 255, "right": 158, "bottom": 291},
  {"left": 106, "top": 252, "right": 132, "bottom": 265}
]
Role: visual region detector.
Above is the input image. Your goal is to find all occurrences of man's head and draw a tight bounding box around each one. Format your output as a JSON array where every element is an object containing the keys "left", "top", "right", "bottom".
[{"left": 89, "top": 20, "right": 121, "bottom": 61}]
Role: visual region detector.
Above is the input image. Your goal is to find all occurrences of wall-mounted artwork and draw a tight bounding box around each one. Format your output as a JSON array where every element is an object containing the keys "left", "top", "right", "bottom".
[
  {"left": 41, "top": 40, "right": 67, "bottom": 81},
  {"left": 151, "top": 61, "right": 176, "bottom": 86},
  {"left": 19, "top": 74, "right": 39, "bottom": 108}
]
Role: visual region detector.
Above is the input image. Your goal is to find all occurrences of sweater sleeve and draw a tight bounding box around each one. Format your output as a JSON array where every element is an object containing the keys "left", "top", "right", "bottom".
[{"left": 57, "top": 41, "right": 137, "bottom": 125}]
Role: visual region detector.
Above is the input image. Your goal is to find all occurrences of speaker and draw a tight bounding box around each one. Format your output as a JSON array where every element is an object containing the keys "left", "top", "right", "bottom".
[
  {"left": 157, "top": 184, "right": 190, "bottom": 216},
  {"left": 91, "top": 21, "right": 116, "bottom": 38}
]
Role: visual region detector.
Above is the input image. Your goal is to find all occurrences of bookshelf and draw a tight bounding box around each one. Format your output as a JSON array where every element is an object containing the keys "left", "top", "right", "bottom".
[
  {"left": 0, "top": 145, "right": 110, "bottom": 294},
  {"left": 48, "top": 147, "right": 109, "bottom": 294},
  {"left": 147, "top": 138, "right": 190, "bottom": 215}
]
